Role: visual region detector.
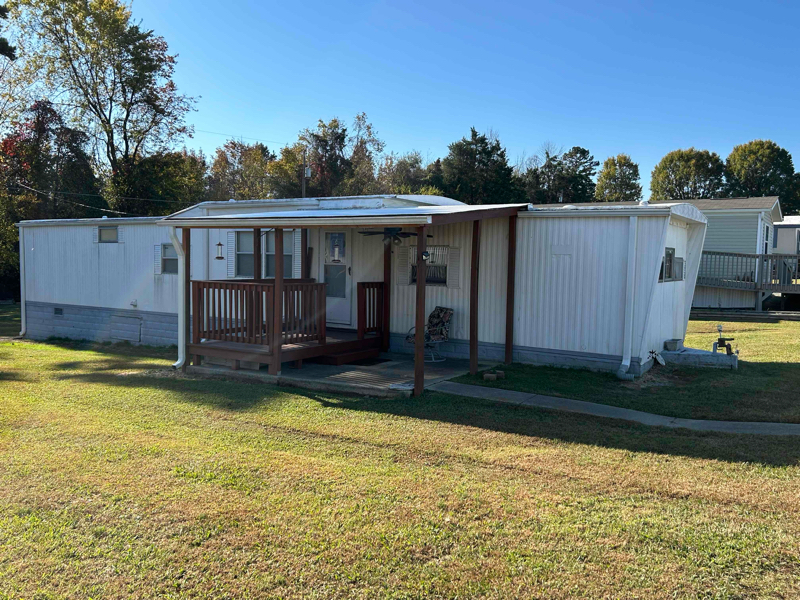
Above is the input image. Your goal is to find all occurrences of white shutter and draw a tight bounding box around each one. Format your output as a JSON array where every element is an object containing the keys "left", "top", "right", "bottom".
[
  {"left": 396, "top": 246, "right": 410, "bottom": 286},
  {"left": 92, "top": 227, "right": 98, "bottom": 243},
  {"left": 447, "top": 247, "right": 461, "bottom": 289},
  {"left": 226, "top": 231, "right": 236, "bottom": 278},
  {"left": 293, "top": 229, "right": 302, "bottom": 278},
  {"left": 154, "top": 245, "right": 162, "bottom": 274},
  {"left": 117, "top": 226, "right": 124, "bottom": 243}
]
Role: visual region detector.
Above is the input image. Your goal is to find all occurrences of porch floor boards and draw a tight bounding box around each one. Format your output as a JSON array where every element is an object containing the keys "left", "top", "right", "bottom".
[{"left": 188, "top": 329, "right": 381, "bottom": 366}]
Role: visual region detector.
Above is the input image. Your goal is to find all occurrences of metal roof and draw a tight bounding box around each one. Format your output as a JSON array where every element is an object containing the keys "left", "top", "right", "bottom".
[
  {"left": 16, "top": 216, "right": 162, "bottom": 228},
  {"left": 193, "top": 194, "right": 465, "bottom": 209},
  {"left": 523, "top": 202, "right": 707, "bottom": 223},
  {"left": 158, "top": 203, "right": 530, "bottom": 228}
]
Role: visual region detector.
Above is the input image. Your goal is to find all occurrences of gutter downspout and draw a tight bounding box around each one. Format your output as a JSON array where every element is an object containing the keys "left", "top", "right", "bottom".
[
  {"left": 169, "top": 226, "right": 186, "bottom": 369},
  {"left": 18, "top": 226, "right": 26, "bottom": 336},
  {"left": 616, "top": 216, "right": 638, "bottom": 380}
]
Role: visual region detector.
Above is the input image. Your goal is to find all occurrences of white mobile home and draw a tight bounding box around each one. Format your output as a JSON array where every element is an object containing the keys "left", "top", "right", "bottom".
[
  {"left": 775, "top": 216, "right": 800, "bottom": 255},
  {"left": 18, "top": 195, "right": 707, "bottom": 394}
]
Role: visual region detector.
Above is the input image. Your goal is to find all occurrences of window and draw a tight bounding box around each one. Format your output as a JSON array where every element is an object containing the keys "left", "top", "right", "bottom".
[
  {"left": 235, "top": 231, "right": 255, "bottom": 277},
  {"left": 410, "top": 245, "right": 449, "bottom": 286},
  {"left": 235, "top": 230, "right": 293, "bottom": 278},
  {"left": 98, "top": 226, "right": 118, "bottom": 243},
  {"left": 161, "top": 244, "right": 178, "bottom": 274},
  {"left": 764, "top": 224, "right": 770, "bottom": 254},
  {"left": 659, "top": 247, "right": 684, "bottom": 282},
  {"left": 54, "top": 307, "right": 63, "bottom": 317},
  {"left": 264, "top": 230, "right": 294, "bottom": 278}
]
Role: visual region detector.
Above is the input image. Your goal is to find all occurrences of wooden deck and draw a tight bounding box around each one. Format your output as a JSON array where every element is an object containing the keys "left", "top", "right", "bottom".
[
  {"left": 189, "top": 330, "right": 382, "bottom": 368},
  {"left": 698, "top": 251, "right": 800, "bottom": 293}
]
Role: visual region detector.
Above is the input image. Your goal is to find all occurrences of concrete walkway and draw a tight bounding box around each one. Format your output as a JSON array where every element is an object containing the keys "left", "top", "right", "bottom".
[{"left": 429, "top": 381, "right": 800, "bottom": 436}]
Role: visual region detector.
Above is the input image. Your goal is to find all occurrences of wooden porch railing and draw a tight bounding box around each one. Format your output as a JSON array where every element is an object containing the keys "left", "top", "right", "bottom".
[
  {"left": 697, "top": 251, "right": 800, "bottom": 292},
  {"left": 192, "top": 279, "right": 327, "bottom": 349},
  {"left": 357, "top": 282, "right": 384, "bottom": 339}
]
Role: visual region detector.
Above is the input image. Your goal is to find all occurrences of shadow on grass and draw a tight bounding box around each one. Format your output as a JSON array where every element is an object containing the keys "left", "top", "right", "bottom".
[
  {"left": 307, "top": 390, "right": 800, "bottom": 468},
  {"left": 46, "top": 342, "right": 800, "bottom": 467}
]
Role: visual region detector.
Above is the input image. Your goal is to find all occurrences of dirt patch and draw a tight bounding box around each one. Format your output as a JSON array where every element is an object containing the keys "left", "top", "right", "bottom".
[{"left": 620, "top": 366, "right": 693, "bottom": 390}]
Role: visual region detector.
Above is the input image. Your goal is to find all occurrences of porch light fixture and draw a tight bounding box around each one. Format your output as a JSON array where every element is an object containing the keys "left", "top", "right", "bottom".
[
  {"left": 215, "top": 241, "right": 224, "bottom": 260},
  {"left": 421, "top": 251, "right": 431, "bottom": 262}
]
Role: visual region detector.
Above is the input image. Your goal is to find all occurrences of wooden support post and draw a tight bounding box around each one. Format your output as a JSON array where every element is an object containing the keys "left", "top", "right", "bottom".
[
  {"left": 414, "top": 227, "right": 427, "bottom": 396},
  {"left": 253, "top": 228, "right": 262, "bottom": 280},
  {"left": 301, "top": 228, "right": 308, "bottom": 279},
  {"left": 505, "top": 215, "right": 516, "bottom": 365},
  {"left": 269, "top": 228, "right": 284, "bottom": 375},
  {"left": 469, "top": 220, "right": 481, "bottom": 375},
  {"left": 182, "top": 227, "right": 191, "bottom": 372},
  {"left": 382, "top": 240, "right": 391, "bottom": 352}
]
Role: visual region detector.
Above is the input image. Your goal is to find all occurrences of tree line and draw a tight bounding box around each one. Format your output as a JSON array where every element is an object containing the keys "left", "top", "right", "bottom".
[{"left": 0, "top": 0, "right": 799, "bottom": 298}]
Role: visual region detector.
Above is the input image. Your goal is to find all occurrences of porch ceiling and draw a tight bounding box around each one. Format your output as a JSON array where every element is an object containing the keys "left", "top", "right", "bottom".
[{"left": 157, "top": 203, "right": 530, "bottom": 229}]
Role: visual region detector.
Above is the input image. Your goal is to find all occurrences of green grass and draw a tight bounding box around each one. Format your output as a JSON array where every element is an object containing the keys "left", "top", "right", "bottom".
[
  {"left": 1, "top": 338, "right": 800, "bottom": 598},
  {"left": 0, "top": 303, "right": 20, "bottom": 337},
  {"left": 453, "top": 319, "right": 800, "bottom": 423}
]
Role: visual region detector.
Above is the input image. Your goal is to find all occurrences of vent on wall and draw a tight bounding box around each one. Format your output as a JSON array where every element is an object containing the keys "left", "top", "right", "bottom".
[{"left": 54, "top": 307, "right": 63, "bottom": 316}]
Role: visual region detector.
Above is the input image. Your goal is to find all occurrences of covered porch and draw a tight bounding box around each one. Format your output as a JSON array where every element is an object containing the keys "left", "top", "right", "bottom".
[{"left": 160, "top": 203, "right": 527, "bottom": 396}]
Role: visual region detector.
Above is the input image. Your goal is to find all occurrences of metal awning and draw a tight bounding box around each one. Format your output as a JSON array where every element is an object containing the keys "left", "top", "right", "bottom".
[{"left": 158, "top": 203, "right": 531, "bottom": 229}]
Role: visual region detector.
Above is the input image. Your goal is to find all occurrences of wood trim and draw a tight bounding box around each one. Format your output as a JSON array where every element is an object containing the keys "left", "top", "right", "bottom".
[
  {"left": 469, "top": 220, "right": 480, "bottom": 375},
  {"left": 505, "top": 215, "right": 516, "bottom": 365},
  {"left": 382, "top": 240, "right": 391, "bottom": 351},
  {"left": 429, "top": 205, "right": 522, "bottom": 226},
  {"left": 269, "top": 228, "right": 284, "bottom": 375},
  {"left": 414, "top": 226, "right": 427, "bottom": 396},
  {"left": 182, "top": 228, "right": 191, "bottom": 372}
]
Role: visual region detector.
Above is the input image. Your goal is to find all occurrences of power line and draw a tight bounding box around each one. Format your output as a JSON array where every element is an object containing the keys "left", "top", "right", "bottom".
[
  {"left": 195, "top": 128, "right": 291, "bottom": 146},
  {"left": 14, "top": 181, "right": 141, "bottom": 216},
  {"left": 13, "top": 181, "right": 184, "bottom": 204}
]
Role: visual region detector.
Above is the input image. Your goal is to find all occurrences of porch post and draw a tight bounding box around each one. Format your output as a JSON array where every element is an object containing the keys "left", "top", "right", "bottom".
[
  {"left": 182, "top": 227, "right": 191, "bottom": 373},
  {"left": 382, "top": 239, "right": 391, "bottom": 352},
  {"left": 414, "top": 226, "right": 427, "bottom": 396},
  {"left": 269, "top": 227, "right": 284, "bottom": 375},
  {"left": 253, "top": 228, "right": 262, "bottom": 280},
  {"left": 504, "top": 215, "right": 517, "bottom": 364},
  {"left": 301, "top": 228, "right": 309, "bottom": 279},
  {"left": 469, "top": 220, "right": 481, "bottom": 375}
]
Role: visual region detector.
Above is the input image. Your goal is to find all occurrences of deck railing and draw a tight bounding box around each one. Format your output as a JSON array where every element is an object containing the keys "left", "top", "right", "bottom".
[
  {"left": 697, "top": 251, "right": 800, "bottom": 292},
  {"left": 357, "top": 282, "right": 384, "bottom": 339},
  {"left": 192, "top": 279, "right": 327, "bottom": 349}
]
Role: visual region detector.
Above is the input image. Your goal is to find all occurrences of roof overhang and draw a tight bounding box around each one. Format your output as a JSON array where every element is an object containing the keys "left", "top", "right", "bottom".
[
  {"left": 16, "top": 216, "right": 162, "bottom": 228},
  {"left": 520, "top": 202, "right": 707, "bottom": 224},
  {"left": 157, "top": 204, "right": 530, "bottom": 229}
]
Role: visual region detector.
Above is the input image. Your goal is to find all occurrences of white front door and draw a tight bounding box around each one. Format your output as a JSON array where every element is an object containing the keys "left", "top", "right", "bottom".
[{"left": 320, "top": 230, "right": 352, "bottom": 325}]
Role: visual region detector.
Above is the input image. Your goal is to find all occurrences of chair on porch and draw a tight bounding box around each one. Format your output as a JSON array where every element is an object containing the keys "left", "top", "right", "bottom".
[{"left": 405, "top": 306, "right": 454, "bottom": 363}]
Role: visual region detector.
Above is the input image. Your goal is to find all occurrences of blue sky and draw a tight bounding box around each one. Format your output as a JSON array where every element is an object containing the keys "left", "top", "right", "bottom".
[{"left": 134, "top": 0, "right": 799, "bottom": 194}]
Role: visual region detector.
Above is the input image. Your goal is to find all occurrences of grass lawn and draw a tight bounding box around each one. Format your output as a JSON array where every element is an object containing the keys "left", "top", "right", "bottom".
[
  {"left": 1, "top": 338, "right": 800, "bottom": 598},
  {"left": 0, "top": 303, "right": 20, "bottom": 337},
  {"left": 454, "top": 319, "right": 800, "bottom": 423}
]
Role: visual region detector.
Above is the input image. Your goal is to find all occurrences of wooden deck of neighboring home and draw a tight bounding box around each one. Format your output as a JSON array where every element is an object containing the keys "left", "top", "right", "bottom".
[{"left": 698, "top": 251, "right": 800, "bottom": 293}]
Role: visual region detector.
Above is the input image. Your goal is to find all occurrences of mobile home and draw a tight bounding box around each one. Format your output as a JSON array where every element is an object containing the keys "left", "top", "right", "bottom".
[{"left": 18, "top": 195, "right": 707, "bottom": 394}]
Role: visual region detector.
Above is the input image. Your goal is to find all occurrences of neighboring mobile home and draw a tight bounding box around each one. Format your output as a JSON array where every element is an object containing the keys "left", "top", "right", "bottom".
[
  {"left": 18, "top": 195, "right": 707, "bottom": 394},
  {"left": 775, "top": 216, "right": 800, "bottom": 255}
]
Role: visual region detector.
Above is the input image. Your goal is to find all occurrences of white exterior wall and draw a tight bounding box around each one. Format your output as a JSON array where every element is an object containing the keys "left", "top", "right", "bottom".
[
  {"left": 22, "top": 221, "right": 179, "bottom": 314},
  {"left": 775, "top": 226, "right": 800, "bottom": 254}
]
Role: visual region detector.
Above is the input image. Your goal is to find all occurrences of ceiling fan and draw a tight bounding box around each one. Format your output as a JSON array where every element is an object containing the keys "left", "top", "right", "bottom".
[{"left": 358, "top": 227, "right": 433, "bottom": 246}]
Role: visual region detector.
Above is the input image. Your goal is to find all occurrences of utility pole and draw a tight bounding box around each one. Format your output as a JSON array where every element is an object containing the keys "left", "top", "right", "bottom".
[{"left": 301, "top": 148, "right": 307, "bottom": 198}]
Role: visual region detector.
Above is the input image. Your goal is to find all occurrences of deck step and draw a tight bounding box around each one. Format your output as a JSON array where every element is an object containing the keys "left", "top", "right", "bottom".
[{"left": 311, "top": 347, "right": 382, "bottom": 366}]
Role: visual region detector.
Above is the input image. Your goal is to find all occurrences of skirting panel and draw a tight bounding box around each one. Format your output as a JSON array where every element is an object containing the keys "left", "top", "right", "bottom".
[
  {"left": 25, "top": 301, "right": 178, "bottom": 346},
  {"left": 389, "top": 333, "right": 649, "bottom": 375}
]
